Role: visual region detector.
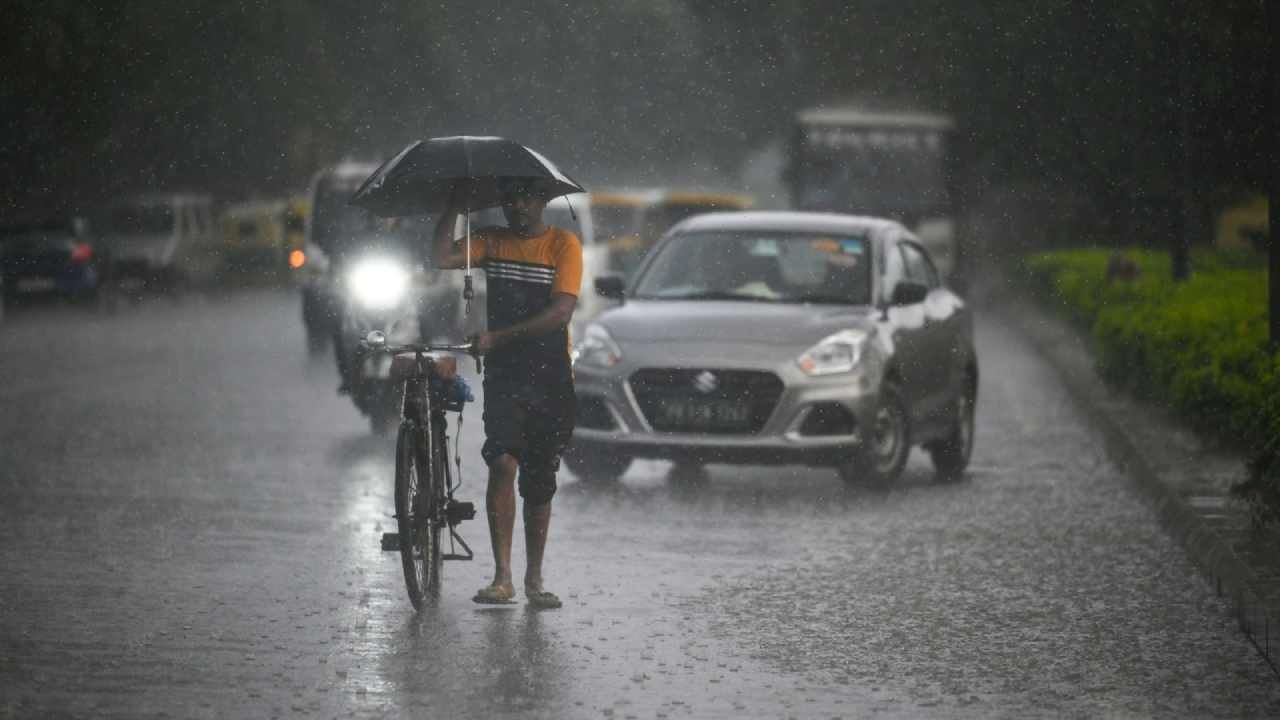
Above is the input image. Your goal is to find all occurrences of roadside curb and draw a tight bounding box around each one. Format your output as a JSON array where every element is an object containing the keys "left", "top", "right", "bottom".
[{"left": 985, "top": 282, "right": 1279, "bottom": 678}]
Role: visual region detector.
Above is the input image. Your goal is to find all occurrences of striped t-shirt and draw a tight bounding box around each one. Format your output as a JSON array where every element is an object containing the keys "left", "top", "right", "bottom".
[{"left": 466, "top": 225, "right": 583, "bottom": 383}]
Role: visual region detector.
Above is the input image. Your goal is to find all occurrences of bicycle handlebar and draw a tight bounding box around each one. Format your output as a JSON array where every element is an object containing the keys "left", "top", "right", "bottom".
[{"left": 360, "top": 336, "right": 483, "bottom": 375}]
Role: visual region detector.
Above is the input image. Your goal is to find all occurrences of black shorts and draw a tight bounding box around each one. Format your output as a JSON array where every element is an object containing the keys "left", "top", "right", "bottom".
[{"left": 481, "top": 378, "right": 575, "bottom": 504}]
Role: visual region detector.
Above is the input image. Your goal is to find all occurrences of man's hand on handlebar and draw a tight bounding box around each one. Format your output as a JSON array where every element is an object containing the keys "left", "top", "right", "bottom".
[
  {"left": 469, "top": 331, "right": 500, "bottom": 355},
  {"left": 358, "top": 333, "right": 484, "bottom": 375}
]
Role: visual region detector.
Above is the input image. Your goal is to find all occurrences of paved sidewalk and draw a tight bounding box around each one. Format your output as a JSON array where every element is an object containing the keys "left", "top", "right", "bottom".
[{"left": 981, "top": 276, "right": 1280, "bottom": 677}]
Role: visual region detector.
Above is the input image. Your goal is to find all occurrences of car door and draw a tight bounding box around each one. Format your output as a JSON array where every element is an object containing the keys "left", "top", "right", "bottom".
[
  {"left": 878, "top": 233, "right": 932, "bottom": 423},
  {"left": 899, "top": 239, "right": 957, "bottom": 423},
  {"left": 921, "top": 240, "right": 972, "bottom": 419}
]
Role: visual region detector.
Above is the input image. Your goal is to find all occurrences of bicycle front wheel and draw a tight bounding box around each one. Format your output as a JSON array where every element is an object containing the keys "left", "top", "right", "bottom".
[{"left": 395, "top": 420, "right": 442, "bottom": 609}]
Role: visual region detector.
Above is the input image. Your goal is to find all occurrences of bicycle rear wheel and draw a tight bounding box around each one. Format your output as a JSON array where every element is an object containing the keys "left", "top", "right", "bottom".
[{"left": 395, "top": 420, "right": 442, "bottom": 609}]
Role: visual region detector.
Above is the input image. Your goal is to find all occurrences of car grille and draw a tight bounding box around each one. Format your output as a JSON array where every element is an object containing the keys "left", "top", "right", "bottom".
[{"left": 629, "top": 368, "right": 783, "bottom": 435}]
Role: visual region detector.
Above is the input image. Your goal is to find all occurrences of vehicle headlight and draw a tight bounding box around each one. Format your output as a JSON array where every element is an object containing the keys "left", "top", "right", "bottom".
[
  {"left": 573, "top": 324, "right": 623, "bottom": 368},
  {"left": 797, "top": 329, "right": 869, "bottom": 376},
  {"left": 348, "top": 258, "right": 409, "bottom": 310}
]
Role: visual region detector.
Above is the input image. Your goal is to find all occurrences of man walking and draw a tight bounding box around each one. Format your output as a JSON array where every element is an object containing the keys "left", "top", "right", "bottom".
[{"left": 431, "top": 179, "right": 581, "bottom": 609}]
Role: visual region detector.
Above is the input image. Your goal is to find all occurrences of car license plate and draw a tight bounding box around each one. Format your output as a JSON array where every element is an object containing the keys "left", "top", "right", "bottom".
[
  {"left": 15, "top": 276, "right": 56, "bottom": 292},
  {"left": 657, "top": 398, "right": 751, "bottom": 430}
]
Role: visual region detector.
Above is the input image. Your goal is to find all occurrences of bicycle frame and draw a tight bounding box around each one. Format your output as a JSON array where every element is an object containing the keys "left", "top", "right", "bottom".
[
  {"left": 370, "top": 335, "right": 481, "bottom": 565},
  {"left": 400, "top": 349, "right": 475, "bottom": 562}
]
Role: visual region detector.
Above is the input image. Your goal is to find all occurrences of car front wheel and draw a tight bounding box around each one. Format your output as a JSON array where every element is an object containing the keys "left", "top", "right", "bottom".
[{"left": 838, "top": 383, "right": 910, "bottom": 488}]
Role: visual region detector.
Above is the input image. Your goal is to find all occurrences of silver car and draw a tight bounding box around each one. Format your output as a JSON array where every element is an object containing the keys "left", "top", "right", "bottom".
[{"left": 567, "top": 211, "right": 977, "bottom": 486}]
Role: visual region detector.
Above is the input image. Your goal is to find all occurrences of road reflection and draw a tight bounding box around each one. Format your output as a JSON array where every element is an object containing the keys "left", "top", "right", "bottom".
[
  {"left": 330, "top": 417, "right": 569, "bottom": 717},
  {"left": 365, "top": 603, "right": 568, "bottom": 718},
  {"left": 335, "top": 387, "right": 968, "bottom": 717},
  {"left": 477, "top": 607, "right": 565, "bottom": 712}
]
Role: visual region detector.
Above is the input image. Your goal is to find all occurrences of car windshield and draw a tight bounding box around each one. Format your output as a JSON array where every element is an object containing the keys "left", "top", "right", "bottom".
[
  {"left": 632, "top": 231, "right": 872, "bottom": 305},
  {"left": 312, "top": 178, "right": 378, "bottom": 250}
]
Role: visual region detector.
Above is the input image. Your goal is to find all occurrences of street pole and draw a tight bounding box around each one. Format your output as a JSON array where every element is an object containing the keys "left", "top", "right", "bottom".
[
  {"left": 1269, "top": 0, "right": 1279, "bottom": 349},
  {"left": 1173, "top": 8, "right": 1193, "bottom": 282}
]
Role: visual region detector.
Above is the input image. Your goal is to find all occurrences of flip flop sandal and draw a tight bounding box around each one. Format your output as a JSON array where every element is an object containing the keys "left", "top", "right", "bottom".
[
  {"left": 472, "top": 585, "right": 516, "bottom": 604},
  {"left": 526, "top": 590, "right": 562, "bottom": 610}
]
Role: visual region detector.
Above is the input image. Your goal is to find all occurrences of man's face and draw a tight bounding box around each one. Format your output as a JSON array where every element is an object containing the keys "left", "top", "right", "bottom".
[{"left": 500, "top": 183, "right": 548, "bottom": 235}]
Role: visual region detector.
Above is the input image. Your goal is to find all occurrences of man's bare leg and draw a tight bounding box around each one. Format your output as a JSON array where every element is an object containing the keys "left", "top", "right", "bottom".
[
  {"left": 523, "top": 501, "right": 552, "bottom": 593},
  {"left": 477, "top": 454, "right": 517, "bottom": 601}
]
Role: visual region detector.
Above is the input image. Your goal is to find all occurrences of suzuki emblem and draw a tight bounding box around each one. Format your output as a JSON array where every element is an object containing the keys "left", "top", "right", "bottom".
[{"left": 693, "top": 371, "right": 719, "bottom": 394}]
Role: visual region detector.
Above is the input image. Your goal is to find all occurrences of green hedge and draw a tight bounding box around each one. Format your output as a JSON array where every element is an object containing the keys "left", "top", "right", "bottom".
[{"left": 1020, "top": 249, "right": 1280, "bottom": 525}]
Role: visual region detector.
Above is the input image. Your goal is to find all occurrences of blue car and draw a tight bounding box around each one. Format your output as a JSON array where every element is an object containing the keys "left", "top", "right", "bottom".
[{"left": 0, "top": 218, "right": 108, "bottom": 303}]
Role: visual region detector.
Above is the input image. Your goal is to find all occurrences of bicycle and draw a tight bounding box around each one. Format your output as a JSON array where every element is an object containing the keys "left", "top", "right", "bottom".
[{"left": 362, "top": 330, "right": 482, "bottom": 610}]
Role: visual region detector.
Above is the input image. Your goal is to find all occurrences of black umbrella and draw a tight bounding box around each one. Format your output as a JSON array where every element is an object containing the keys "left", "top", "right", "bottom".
[
  {"left": 350, "top": 136, "right": 585, "bottom": 315},
  {"left": 349, "top": 136, "right": 585, "bottom": 217}
]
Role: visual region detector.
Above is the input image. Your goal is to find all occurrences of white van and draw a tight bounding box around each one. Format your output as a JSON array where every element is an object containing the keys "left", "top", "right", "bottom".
[{"left": 101, "top": 193, "right": 219, "bottom": 294}]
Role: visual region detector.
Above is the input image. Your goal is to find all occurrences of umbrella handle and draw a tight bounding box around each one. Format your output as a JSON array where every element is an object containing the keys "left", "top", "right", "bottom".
[
  {"left": 463, "top": 199, "right": 473, "bottom": 314},
  {"left": 462, "top": 137, "right": 473, "bottom": 310}
]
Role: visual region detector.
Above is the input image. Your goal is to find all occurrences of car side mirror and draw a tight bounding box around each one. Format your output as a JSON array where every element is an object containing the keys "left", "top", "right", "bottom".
[
  {"left": 595, "top": 275, "right": 625, "bottom": 301},
  {"left": 890, "top": 281, "right": 929, "bottom": 306}
]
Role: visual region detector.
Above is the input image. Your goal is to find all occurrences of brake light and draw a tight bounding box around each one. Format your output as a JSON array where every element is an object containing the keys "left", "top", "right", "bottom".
[
  {"left": 70, "top": 243, "right": 93, "bottom": 264},
  {"left": 288, "top": 249, "right": 306, "bottom": 269}
]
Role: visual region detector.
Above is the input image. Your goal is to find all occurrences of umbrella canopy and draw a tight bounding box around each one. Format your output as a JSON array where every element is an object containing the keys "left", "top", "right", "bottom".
[{"left": 349, "top": 136, "right": 585, "bottom": 217}]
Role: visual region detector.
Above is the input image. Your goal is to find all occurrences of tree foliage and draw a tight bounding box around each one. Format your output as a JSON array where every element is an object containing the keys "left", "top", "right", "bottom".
[
  {"left": 1, "top": 0, "right": 1267, "bottom": 221},
  {"left": 1023, "top": 248, "right": 1279, "bottom": 524}
]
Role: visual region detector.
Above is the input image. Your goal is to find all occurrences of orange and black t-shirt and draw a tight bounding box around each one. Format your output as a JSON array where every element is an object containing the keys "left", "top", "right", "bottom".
[{"left": 465, "top": 225, "right": 582, "bottom": 383}]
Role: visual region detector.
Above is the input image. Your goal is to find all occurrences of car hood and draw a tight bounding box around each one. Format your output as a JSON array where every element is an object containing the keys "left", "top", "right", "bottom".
[{"left": 597, "top": 300, "right": 877, "bottom": 347}]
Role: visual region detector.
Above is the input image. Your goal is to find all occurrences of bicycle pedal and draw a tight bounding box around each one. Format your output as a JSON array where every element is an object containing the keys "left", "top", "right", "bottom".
[
  {"left": 445, "top": 500, "right": 476, "bottom": 524},
  {"left": 380, "top": 532, "right": 399, "bottom": 551},
  {"left": 441, "top": 553, "right": 472, "bottom": 561}
]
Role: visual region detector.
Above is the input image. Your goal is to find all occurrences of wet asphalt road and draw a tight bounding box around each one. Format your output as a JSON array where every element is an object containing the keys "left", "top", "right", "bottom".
[{"left": 1, "top": 289, "right": 1278, "bottom": 719}]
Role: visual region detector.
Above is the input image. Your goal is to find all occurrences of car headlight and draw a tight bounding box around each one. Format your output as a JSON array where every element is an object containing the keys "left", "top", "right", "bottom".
[
  {"left": 573, "top": 324, "right": 623, "bottom": 368},
  {"left": 348, "top": 258, "right": 409, "bottom": 310},
  {"left": 797, "top": 329, "right": 869, "bottom": 376}
]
